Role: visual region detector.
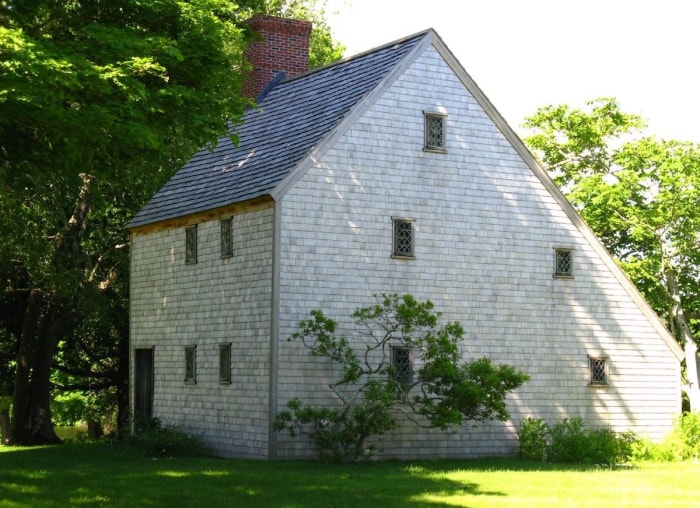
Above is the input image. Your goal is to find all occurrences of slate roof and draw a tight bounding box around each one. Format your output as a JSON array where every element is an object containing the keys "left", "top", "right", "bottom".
[{"left": 127, "top": 31, "right": 429, "bottom": 229}]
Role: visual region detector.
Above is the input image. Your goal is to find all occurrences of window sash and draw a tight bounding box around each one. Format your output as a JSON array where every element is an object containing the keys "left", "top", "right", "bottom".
[
  {"left": 391, "top": 346, "right": 413, "bottom": 385},
  {"left": 220, "top": 218, "right": 233, "bottom": 258},
  {"left": 184, "top": 346, "right": 196, "bottom": 383},
  {"left": 554, "top": 248, "right": 573, "bottom": 276},
  {"left": 393, "top": 218, "right": 415, "bottom": 258},
  {"left": 185, "top": 226, "right": 197, "bottom": 264},
  {"left": 589, "top": 357, "right": 608, "bottom": 385},
  {"left": 219, "top": 343, "right": 232, "bottom": 384},
  {"left": 424, "top": 113, "right": 446, "bottom": 151}
]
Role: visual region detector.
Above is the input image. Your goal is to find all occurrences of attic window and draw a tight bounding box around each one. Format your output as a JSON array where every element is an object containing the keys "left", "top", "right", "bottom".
[
  {"left": 185, "top": 226, "right": 198, "bottom": 264},
  {"left": 553, "top": 248, "right": 573, "bottom": 277},
  {"left": 392, "top": 217, "right": 415, "bottom": 258},
  {"left": 589, "top": 356, "right": 608, "bottom": 386},
  {"left": 424, "top": 112, "right": 446, "bottom": 152}
]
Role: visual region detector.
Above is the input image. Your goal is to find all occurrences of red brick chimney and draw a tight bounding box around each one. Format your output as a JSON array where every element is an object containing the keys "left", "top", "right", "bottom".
[{"left": 243, "top": 15, "right": 312, "bottom": 101}]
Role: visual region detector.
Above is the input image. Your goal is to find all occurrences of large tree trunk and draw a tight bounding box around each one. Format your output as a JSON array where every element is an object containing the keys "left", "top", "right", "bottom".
[
  {"left": 11, "top": 289, "right": 61, "bottom": 445},
  {"left": 11, "top": 174, "right": 93, "bottom": 445}
]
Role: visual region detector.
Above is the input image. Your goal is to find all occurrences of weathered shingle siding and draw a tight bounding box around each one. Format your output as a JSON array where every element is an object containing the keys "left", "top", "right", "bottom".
[
  {"left": 275, "top": 46, "right": 680, "bottom": 459},
  {"left": 130, "top": 204, "right": 275, "bottom": 458}
]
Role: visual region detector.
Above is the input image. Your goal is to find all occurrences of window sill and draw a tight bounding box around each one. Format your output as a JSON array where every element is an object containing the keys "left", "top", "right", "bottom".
[
  {"left": 553, "top": 273, "right": 574, "bottom": 279},
  {"left": 392, "top": 254, "right": 416, "bottom": 260},
  {"left": 423, "top": 147, "right": 447, "bottom": 154}
]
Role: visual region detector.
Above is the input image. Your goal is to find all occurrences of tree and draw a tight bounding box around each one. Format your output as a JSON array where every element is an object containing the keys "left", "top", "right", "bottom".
[
  {"left": 523, "top": 98, "right": 700, "bottom": 409},
  {"left": 274, "top": 294, "right": 529, "bottom": 462},
  {"left": 0, "top": 0, "right": 265, "bottom": 444}
]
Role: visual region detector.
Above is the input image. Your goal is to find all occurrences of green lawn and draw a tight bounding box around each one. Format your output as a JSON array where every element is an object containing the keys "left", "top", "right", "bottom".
[{"left": 1, "top": 444, "right": 699, "bottom": 507}]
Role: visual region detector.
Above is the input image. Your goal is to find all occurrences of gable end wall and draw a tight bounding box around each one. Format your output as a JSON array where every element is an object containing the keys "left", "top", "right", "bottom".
[{"left": 274, "top": 45, "right": 680, "bottom": 459}]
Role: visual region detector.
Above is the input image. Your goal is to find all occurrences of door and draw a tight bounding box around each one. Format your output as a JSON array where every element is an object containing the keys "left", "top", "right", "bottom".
[{"left": 134, "top": 348, "right": 154, "bottom": 418}]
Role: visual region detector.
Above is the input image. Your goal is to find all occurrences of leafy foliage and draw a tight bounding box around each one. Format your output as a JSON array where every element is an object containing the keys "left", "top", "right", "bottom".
[
  {"left": 275, "top": 294, "right": 529, "bottom": 461},
  {"left": 0, "top": 0, "right": 262, "bottom": 444},
  {"left": 518, "top": 417, "right": 638, "bottom": 467},
  {"left": 110, "top": 416, "right": 202, "bottom": 458},
  {"left": 632, "top": 411, "right": 700, "bottom": 462},
  {"left": 523, "top": 98, "right": 700, "bottom": 406}
]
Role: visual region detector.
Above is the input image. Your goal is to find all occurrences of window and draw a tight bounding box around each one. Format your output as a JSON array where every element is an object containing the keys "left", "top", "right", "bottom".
[
  {"left": 185, "top": 226, "right": 197, "bottom": 264},
  {"left": 589, "top": 357, "right": 608, "bottom": 385},
  {"left": 219, "top": 343, "right": 232, "bottom": 384},
  {"left": 424, "top": 112, "right": 446, "bottom": 152},
  {"left": 392, "top": 218, "right": 415, "bottom": 258},
  {"left": 184, "top": 346, "right": 197, "bottom": 384},
  {"left": 554, "top": 248, "right": 573, "bottom": 277},
  {"left": 220, "top": 218, "right": 233, "bottom": 258},
  {"left": 391, "top": 346, "right": 413, "bottom": 385}
]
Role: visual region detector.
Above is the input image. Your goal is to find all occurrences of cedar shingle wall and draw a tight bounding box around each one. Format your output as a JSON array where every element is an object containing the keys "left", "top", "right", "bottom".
[
  {"left": 129, "top": 204, "right": 275, "bottom": 458},
  {"left": 275, "top": 46, "right": 680, "bottom": 459}
]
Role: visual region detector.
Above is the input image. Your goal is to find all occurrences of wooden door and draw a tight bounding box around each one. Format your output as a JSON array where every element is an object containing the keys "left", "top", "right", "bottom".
[{"left": 134, "top": 348, "right": 154, "bottom": 418}]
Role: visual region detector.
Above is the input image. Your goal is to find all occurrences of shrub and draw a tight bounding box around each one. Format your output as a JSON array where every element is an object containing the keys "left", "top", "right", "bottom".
[
  {"left": 110, "top": 416, "right": 202, "bottom": 458},
  {"left": 631, "top": 412, "right": 700, "bottom": 462},
  {"left": 275, "top": 294, "right": 528, "bottom": 462},
  {"left": 517, "top": 418, "right": 549, "bottom": 461},
  {"left": 518, "top": 417, "right": 638, "bottom": 466}
]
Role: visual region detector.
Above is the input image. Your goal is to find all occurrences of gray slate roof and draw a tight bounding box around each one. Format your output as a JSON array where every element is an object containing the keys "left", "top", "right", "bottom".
[{"left": 128, "top": 31, "right": 429, "bottom": 229}]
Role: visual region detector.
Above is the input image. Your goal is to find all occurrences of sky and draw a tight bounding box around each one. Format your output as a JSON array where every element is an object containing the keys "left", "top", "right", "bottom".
[{"left": 325, "top": 0, "right": 699, "bottom": 141}]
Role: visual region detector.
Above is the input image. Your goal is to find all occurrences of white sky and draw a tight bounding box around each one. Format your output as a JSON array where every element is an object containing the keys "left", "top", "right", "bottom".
[{"left": 325, "top": 0, "right": 699, "bottom": 141}]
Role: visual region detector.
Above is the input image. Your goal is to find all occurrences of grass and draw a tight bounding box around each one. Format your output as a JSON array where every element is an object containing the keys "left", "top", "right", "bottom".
[{"left": 1, "top": 443, "right": 699, "bottom": 507}]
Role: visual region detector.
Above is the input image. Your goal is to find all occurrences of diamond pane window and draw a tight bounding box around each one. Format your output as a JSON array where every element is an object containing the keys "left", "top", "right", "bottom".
[
  {"left": 393, "top": 218, "right": 415, "bottom": 258},
  {"left": 391, "top": 346, "right": 413, "bottom": 385},
  {"left": 221, "top": 218, "right": 233, "bottom": 258},
  {"left": 424, "top": 113, "right": 446, "bottom": 151},
  {"left": 589, "top": 357, "right": 608, "bottom": 385},
  {"left": 184, "top": 346, "right": 196, "bottom": 384},
  {"left": 185, "top": 226, "right": 197, "bottom": 264},
  {"left": 554, "top": 248, "right": 573, "bottom": 277}
]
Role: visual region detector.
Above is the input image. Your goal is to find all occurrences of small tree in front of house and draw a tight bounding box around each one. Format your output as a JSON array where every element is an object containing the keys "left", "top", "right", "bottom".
[{"left": 274, "top": 294, "right": 529, "bottom": 462}]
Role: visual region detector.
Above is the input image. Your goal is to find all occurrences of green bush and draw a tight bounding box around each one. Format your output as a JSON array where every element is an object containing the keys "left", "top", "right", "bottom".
[
  {"left": 518, "top": 417, "right": 638, "bottom": 466},
  {"left": 631, "top": 412, "right": 700, "bottom": 462},
  {"left": 111, "top": 416, "right": 202, "bottom": 458},
  {"left": 517, "top": 418, "right": 549, "bottom": 461}
]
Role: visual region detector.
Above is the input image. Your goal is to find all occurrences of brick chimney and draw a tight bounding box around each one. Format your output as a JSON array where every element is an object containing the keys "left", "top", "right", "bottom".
[{"left": 243, "top": 15, "right": 312, "bottom": 101}]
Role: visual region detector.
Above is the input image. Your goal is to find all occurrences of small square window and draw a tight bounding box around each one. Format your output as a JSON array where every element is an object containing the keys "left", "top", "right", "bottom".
[
  {"left": 391, "top": 346, "right": 413, "bottom": 385},
  {"left": 185, "top": 226, "right": 197, "bottom": 264},
  {"left": 392, "top": 218, "right": 415, "bottom": 258},
  {"left": 221, "top": 218, "right": 233, "bottom": 258},
  {"left": 219, "top": 343, "right": 232, "bottom": 384},
  {"left": 184, "top": 346, "right": 197, "bottom": 384},
  {"left": 589, "top": 357, "right": 608, "bottom": 385},
  {"left": 554, "top": 248, "right": 573, "bottom": 277},
  {"left": 424, "top": 112, "right": 446, "bottom": 152}
]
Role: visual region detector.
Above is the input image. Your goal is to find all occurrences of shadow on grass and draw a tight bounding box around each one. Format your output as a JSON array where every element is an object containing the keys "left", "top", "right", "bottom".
[{"left": 0, "top": 443, "right": 512, "bottom": 508}]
